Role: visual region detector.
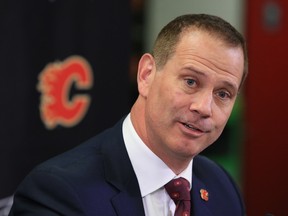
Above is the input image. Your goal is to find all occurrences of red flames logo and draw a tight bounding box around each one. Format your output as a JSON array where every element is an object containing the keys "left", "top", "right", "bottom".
[{"left": 38, "top": 56, "right": 93, "bottom": 129}]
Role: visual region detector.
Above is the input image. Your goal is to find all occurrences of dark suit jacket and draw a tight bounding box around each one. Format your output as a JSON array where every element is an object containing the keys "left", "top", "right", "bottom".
[{"left": 9, "top": 118, "right": 245, "bottom": 216}]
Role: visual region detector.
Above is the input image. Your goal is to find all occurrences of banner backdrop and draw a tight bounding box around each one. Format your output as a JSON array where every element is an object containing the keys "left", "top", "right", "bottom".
[{"left": 0, "top": 0, "right": 130, "bottom": 213}]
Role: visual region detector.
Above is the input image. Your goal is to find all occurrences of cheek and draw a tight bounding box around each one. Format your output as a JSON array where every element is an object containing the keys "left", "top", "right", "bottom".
[
  {"left": 147, "top": 76, "right": 188, "bottom": 122},
  {"left": 148, "top": 93, "right": 173, "bottom": 121},
  {"left": 148, "top": 81, "right": 174, "bottom": 109},
  {"left": 158, "top": 91, "right": 187, "bottom": 119}
]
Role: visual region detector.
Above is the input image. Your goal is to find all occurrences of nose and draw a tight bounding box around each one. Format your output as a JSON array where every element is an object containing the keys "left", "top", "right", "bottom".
[{"left": 189, "top": 91, "right": 213, "bottom": 118}]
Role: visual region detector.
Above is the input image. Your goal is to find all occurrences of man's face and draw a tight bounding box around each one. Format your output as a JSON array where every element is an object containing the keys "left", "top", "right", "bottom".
[{"left": 138, "top": 30, "right": 244, "bottom": 166}]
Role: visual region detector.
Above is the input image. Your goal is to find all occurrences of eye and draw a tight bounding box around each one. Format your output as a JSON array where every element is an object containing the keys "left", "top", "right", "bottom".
[
  {"left": 216, "top": 90, "right": 231, "bottom": 99},
  {"left": 186, "top": 79, "right": 196, "bottom": 87}
]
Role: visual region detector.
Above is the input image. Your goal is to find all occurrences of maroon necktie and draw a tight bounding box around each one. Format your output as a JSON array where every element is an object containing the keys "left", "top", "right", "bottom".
[{"left": 165, "top": 177, "right": 191, "bottom": 216}]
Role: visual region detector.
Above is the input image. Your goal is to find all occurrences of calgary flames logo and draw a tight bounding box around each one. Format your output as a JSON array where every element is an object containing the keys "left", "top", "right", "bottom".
[{"left": 38, "top": 56, "right": 93, "bottom": 129}]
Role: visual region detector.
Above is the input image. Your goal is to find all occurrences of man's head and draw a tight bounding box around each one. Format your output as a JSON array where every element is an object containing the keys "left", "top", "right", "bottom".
[
  {"left": 131, "top": 14, "right": 247, "bottom": 173},
  {"left": 152, "top": 14, "right": 248, "bottom": 90}
]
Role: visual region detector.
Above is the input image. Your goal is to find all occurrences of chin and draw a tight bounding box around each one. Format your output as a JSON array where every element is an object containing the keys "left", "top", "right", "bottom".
[{"left": 174, "top": 145, "right": 202, "bottom": 159}]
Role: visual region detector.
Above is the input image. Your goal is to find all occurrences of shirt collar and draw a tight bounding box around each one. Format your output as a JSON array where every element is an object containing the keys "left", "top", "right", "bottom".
[{"left": 122, "top": 114, "right": 193, "bottom": 197}]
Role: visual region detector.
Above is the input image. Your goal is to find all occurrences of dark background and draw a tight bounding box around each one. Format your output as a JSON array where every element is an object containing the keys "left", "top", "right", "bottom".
[{"left": 0, "top": 0, "right": 131, "bottom": 199}]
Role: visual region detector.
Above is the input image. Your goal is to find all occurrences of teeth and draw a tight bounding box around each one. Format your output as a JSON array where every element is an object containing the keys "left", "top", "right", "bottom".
[{"left": 184, "top": 123, "right": 197, "bottom": 130}]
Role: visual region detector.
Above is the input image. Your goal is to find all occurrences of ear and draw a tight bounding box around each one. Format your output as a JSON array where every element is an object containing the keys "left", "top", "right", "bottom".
[{"left": 137, "top": 53, "right": 155, "bottom": 98}]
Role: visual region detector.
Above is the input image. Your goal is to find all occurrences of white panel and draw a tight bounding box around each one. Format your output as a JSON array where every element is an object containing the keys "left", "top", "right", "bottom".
[{"left": 144, "top": 0, "right": 245, "bottom": 52}]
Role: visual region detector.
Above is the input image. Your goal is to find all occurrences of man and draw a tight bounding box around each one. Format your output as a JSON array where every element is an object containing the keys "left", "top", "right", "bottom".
[{"left": 9, "top": 14, "right": 247, "bottom": 216}]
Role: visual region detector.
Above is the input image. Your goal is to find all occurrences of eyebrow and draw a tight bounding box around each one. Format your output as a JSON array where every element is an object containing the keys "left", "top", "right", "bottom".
[
  {"left": 222, "top": 81, "right": 238, "bottom": 93},
  {"left": 183, "top": 66, "right": 207, "bottom": 77}
]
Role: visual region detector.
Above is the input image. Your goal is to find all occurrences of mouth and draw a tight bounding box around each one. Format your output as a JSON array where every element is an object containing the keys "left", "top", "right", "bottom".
[
  {"left": 181, "top": 122, "right": 210, "bottom": 134},
  {"left": 182, "top": 123, "right": 203, "bottom": 132}
]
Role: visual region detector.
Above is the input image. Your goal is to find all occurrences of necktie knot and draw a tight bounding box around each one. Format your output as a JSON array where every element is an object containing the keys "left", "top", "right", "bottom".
[
  {"left": 165, "top": 177, "right": 191, "bottom": 216},
  {"left": 165, "top": 177, "right": 190, "bottom": 202}
]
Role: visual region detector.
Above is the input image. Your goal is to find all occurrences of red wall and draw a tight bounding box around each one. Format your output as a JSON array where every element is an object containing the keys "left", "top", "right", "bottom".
[{"left": 245, "top": 0, "right": 288, "bottom": 215}]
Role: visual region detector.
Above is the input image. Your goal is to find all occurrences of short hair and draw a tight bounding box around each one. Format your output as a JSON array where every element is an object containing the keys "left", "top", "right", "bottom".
[{"left": 152, "top": 14, "right": 248, "bottom": 89}]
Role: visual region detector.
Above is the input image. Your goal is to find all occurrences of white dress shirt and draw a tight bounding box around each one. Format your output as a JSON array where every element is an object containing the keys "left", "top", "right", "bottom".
[{"left": 122, "top": 114, "right": 193, "bottom": 216}]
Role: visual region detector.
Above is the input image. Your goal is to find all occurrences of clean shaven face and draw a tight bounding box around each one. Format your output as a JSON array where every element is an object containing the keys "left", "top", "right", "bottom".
[{"left": 142, "top": 30, "right": 244, "bottom": 165}]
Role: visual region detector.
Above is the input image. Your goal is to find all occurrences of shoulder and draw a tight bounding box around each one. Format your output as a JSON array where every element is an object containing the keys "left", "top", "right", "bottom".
[
  {"left": 193, "top": 154, "right": 237, "bottom": 184},
  {"left": 10, "top": 118, "right": 127, "bottom": 215},
  {"left": 34, "top": 117, "right": 125, "bottom": 178},
  {"left": 193, "top": 154, "right": 227, "bottom": 176},
  {"left": 192, "top": 155, "right": 246, "bottom": 215}
]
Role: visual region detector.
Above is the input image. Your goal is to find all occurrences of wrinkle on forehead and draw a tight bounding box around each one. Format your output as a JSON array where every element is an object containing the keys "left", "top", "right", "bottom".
[
  {"left": 173, "top": 31, "right": 244, "bottom": 88},
  {"left": 181, "top": 51, "right": 242, "bottom": 78}
]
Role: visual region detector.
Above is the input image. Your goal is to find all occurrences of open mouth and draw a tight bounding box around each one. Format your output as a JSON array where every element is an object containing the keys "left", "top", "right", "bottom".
[{"left": 182, "top": 123, "right": 203, "bottom": 132}]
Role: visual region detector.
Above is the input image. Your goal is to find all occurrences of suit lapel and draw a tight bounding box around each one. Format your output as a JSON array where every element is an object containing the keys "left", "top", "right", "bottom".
[
  {"left": 101, "top": 119, "right": 145, "bottom": 216},
  {"left": 191, "top": 173, "right": 213, "bottom": 216},
  {"left": 111, "top": 179, "right": 145, "bottom": 216}
]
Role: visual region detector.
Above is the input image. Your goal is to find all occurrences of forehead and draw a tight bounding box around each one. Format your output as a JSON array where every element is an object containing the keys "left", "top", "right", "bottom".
[{"left": 173, "top": 30, "right": 244, "bottom": 88}]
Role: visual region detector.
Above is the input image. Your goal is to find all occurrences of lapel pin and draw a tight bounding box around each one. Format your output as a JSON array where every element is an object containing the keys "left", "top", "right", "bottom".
[{"left": 200, "top": 189, "right": 209, "bottom": 201}]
